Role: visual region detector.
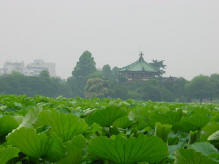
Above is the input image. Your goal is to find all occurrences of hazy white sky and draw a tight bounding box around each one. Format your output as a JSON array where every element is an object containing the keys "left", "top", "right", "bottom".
[{"left": 0, "top": 0, "right": 219, "bottom": 79}]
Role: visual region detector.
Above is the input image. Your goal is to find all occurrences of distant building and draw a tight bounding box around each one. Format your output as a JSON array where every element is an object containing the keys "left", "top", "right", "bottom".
[
  {"left": 25, "top": 60, "right": 56, "bottom": 77},
  {"left": 3, "top": 62, "right": 25, "bottom": 74},
  {"left": 0, "top": 68, "right": 4, "bottom": 75},
  {"left": 119, "top": 52, "right": 160, "bottom": 80},
  {"left": 0, "top": 60, "right": 56, "bottom": 77}
]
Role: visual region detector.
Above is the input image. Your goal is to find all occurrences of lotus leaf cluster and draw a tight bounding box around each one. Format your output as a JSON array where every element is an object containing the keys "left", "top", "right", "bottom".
[{"left": 0, "top": 95, "right": 218, "bottom": 164}]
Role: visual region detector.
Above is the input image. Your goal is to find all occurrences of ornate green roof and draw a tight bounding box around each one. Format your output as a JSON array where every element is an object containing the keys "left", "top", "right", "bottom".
[{"left": 120, "top": 53, "right": 158, "bottom": 72}]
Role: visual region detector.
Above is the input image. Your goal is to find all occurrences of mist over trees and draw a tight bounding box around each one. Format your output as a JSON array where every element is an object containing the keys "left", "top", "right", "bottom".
[{"left": 0, "top": 51, "right": 219, "bottom": 103}]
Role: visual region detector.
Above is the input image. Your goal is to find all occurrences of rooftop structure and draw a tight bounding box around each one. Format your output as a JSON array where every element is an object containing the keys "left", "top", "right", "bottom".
[{"left": 120, "top": 52, "right": 160, "bottom": 80}]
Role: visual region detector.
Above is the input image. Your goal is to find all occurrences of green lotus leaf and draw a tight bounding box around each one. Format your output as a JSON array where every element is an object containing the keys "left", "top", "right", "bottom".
[
  {"left": 131, "top": 107, "right": 181, "bottom": 130},
  {"left": 7, "top": 127, "right": 65, "bottom": 162},
  {"left": 174, "top": 110, "right": 210, "bottom": 132},
  {"left": 88, "top": 135, "right": 168, "bottom": 164},
  {"left": 45, "top": 135, "right": 65, "bottom": 162},
  {"left": 58, "top": 135, "right": 86, "bottom": 164},
  {"left": 190, "top": 142, "right": 218, "bottom": 157},
  {"left": 0, "top": 115, "right": 22, "bottom": 136},
  {"left": 18, "top": 108, "right": 42, "bottom": 129},
  {"left": 149, "top": 109, "right": 182, "bottom": 127},
  {"left": 86, "top": 105, "right": 128, "bottom": 127},
  {"left": 200, "top": 122, "right": 219, "bottom": 141},
  {"left": 209, "top": 130, "right": 219, "bottom": 141},
  {"left": 35, "top": 110, "right": 88, "bottom": 141},
  {"left": 7, "top": 127, "right": 49, "bottom": 158},
  {"left": 0, "top": 146, "right": 19, "bottom": 164},
  {"left": 208, "top": 131, "right": 219, "bottom": 151},
  {"left": 113, "top": 116, "right": 133, "bottom": 129},
  {"left": 189, "top": 130, "right": 199, "bottom": 144},
  {"left": 175, "top": 148, "right": 218, "bottom": 164},
  {"left": 155, "top": 122, "right": 172, "bottom": 142}
]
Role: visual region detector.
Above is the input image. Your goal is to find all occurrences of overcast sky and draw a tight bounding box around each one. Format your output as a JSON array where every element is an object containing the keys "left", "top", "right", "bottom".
[{"left": 0, "top": 0, "right": 219, "bottom": 79}]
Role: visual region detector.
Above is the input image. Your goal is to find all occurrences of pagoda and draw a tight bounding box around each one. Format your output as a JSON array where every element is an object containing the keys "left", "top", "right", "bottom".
[{"left": 119, "top": 52, "right": 159, "bottom": 80}]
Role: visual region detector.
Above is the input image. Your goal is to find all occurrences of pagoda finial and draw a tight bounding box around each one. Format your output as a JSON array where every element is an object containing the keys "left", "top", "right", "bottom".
[
  {"left": 139, "top": 52, "right": 144, "bottom": 62},
  {"left": 140, "top": 51, "right": 143, "bottom": 57}
]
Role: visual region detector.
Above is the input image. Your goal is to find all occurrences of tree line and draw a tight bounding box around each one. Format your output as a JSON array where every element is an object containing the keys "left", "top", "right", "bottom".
[{"left": 0, "top": 51, "right": 219, "bottom": 103}]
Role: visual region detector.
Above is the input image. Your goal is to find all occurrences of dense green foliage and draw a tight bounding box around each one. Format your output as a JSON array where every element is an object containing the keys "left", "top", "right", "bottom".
[
  {"left": 0, "top": 51, "right": 219, "bottom": 102},
  {"left": 0, "top": 72, "right": 72, "bottom": 97},
  {"left": 69, "top": 51, "right": 97, "bottom": 97},
  {"left": 0, "top": 95, "right": 219, "bottom": 163}
]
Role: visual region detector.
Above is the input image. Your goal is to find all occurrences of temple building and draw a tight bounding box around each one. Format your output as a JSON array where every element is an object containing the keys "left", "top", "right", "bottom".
[{"left": 120, "top": 52, "right": 160, "bottom": 80}]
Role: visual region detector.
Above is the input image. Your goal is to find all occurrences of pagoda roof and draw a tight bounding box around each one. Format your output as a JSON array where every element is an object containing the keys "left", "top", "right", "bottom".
[{"left": 120, "top": 52, "right": 158, "bottom": 72}]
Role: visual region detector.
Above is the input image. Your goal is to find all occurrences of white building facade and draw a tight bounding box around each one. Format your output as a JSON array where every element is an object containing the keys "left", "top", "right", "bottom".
[
  {"left": 0, "top": 60, "right": 56, "bottom": 77},
  {"left": 24, "top": 60, "right": 56, "bottom": 77},
  {"left": 3, "top": 62, "right": 25, "bottom": 74},
  {"left": 0, "top": 68, "right": 4, "bottom": 75}
]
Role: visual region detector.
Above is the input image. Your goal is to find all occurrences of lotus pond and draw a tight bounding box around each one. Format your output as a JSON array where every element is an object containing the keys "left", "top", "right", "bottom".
[{"left": 0, "top": 95, "right": 219, "bottom": 164}]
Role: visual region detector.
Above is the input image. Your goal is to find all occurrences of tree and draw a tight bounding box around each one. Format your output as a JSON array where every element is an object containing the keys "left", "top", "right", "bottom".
[
  {"left": 112, "top": 67, "right": 120, "bottom": 78},
  {"left": 84, "top": 78, "right": 109, "bottom": 98},
  {"left": 67, "top": 76, "right": 83, "bottom": 97},
  {"left": 161, "top": 77, "right": 187, "bottom": 101},
  {"left": 185, "top": 75, "right": 212, "bottom": 103},
  {"left": 138, "top": 83, "right": 161, "bottom": 101},
  {"left": 150, "top": 60, "right": 166, "bottom": 76},
  {"left": 111, "top": 85, "right": 129, "bottom": 99},
  {"left": 210, "top": 74, "right": 219, "bottom": 100},
  {"left": 0, "top": 73, "right": 72, "bottom": 97},
  {"left": 112, "top": 66, "right": 123, "bottom": 82},
  {"left": 72, "top": 51, "right": 96, "bottom": 78},
  {"left": 39, "top": 70, "right": 50, "bottom": 78},
  {"left": 71, "top": 51, "right": 97, "bottom": 97},
  {"left": 159, "top": 87, "right": 175, "bottom": 102},
  {"left": 102, "top": 65, "right": 113, "bottom": 80},
  {"left": 88, "top": 71, "right": 103, "bottom": 79}
]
